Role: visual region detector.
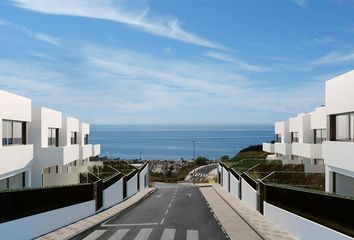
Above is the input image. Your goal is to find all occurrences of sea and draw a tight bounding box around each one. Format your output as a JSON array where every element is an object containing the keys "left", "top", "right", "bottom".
[{"left": 90, "top": 125, "right": 274, "bottom": 161}]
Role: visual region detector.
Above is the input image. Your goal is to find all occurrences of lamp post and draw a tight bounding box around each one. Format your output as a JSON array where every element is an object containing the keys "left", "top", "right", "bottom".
[
  {"left": 192, "top": 140, "right": 196, "bottom": 185},
  {"left": 139, "top": 152, "right": 142, "bottom": 161}
]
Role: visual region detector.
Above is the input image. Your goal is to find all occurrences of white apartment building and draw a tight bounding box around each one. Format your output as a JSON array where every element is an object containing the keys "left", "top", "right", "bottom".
[
  {"left": 0, "top": 90, "right": 100, "bottom": 189},
  {"left": 323, "top": 70, "right": 354, "bottom": 196},
  {"left": 0, "top": 91, "right": 33, "bottom": 190}
]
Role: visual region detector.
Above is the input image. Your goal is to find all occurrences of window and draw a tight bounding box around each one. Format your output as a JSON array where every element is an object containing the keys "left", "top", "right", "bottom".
[
  {"left": 48, "top": 128, "right": 59, "bottom": 147},
  {"left": 70, "top": 132, "right": 77, "bottom": 145},
  {"left": 84, "top": 134, "right": 89, "bottom": 145},
  {"left": 291, "top": 132, "right": 299, "bottom": 143},
  {"left": 333, "top": 113, "right": 354, "bottom": 141},
  {"left": 314, "top": 129, "right": 326, "bottom": 143},
  {"left": 275, "top": 134, "right": 282, "bottom": 143},
  {"left": 2, "top": 120, "right": 26, "bottom": 145}
]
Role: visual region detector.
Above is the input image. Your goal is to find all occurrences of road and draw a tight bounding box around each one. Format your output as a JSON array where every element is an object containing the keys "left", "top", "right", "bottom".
[
  {"left": 72, "top": 183, "right": 228, "bottom": 240},
  {"left": 185, "top": 164, "right": 217, "bottom": 182}
]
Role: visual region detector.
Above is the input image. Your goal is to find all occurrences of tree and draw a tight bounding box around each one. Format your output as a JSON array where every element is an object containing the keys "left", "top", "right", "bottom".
[
  {"left": 220, "top": 155, "right": 229, "bottom": 161},
  {"left": 195, "top": 156, "right": 208, "bottom": 166}
]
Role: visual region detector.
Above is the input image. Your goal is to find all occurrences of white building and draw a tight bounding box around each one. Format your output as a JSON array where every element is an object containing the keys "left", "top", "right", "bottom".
[
  {"left": 29, "top": 107, "right": 100, "bottom": 187},
  {"left": 323, "top": 70, "right": 354, "bottom": 195},
  {"left": 0, "top": 91, "right": 33, "bottom": 190}
]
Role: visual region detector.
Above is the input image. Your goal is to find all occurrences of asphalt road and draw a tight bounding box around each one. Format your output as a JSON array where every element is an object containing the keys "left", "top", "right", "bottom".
[{"left": 73, "top": 183, "right": 228, "bottom": 240}]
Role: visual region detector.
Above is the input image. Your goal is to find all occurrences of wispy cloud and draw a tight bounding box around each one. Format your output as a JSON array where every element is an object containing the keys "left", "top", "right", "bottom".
[
  {"left": 311, "top": 49, "right": 354, "bottom": 66},
  {"left": 10, "top": 0, "right": 224, "bottom": 50},
  {"left": 0, "top": 17, "right": 60, "bottom": 46},
  {"left": 205, "top": 51, "right": 271, "bottom": 72},
  {"left": 295, "top": 0, "right": 308, "bottom": 8},
  {"left": 305, "top": 36, "right": 336, "bottom": 45}
]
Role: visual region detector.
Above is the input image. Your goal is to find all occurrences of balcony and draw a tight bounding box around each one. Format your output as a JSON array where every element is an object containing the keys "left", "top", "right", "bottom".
[
  {"left": 92, "top": 144, "right": 100, "bottom": 156},
  {"left": 292, "top": 143, "right": 322, "bottom": 159},
  {"left": 39, "top": 145, "right": 79, "bottom": 166},
  {"left": 0, "top": 144, "right": 33, "bottom": 177},
  {"left": 80, "top": 144, "right": 92, "bottom": 160},
  {"left": 323, "top": 141, "right": 354, "bottom": 172},
  {"left": 274, "top": 143, "right": 292, "bottom": 155},
  {"left": 262, "top": 143, "right": 274, "bottom": 153}
]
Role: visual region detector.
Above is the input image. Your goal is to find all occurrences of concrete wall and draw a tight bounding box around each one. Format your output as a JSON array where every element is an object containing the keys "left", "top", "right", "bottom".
[
  {"left": 241, "top": 180, "right": 258, "bottom": 211},
  {"left": 325, "top": 70, "right": 354, "bottom": 115},
  {"left": 127, "top": 173, "right": 138, "bottom": 198},
  {"left": 104, "top": 179, "right": 123, "bottom": 209},
  {"left": 0, "top": 200, "right": 95, "bottom": 240},
  {"left": 323, "top": 141, "right": 354, "bottom": 173},
  {"left": 61, "top": 117, "right": 79, "bottom": 146},
  {"left": 139, "top": 164, "right": 148, "bottom": 190},
  {"left": 275, "top": 120, "right": 290, "bottom": 143},
  {"left": 264, "top": 202, "right": 352, "bottom": 240},
  {"left": 222, "top": 166, "right": 229, "bottom": 191},
  {"left": 43, "top": 172, "right": 80, "bottom": 187},
  {"left": 229, "top": 174, "right": 239, "bottom": 198},
  {"left": 311, "top": 106, "right": 326, "bottom": 130},
  {"left": 289, "top": 113, "right": 312, "bottom": 144}
]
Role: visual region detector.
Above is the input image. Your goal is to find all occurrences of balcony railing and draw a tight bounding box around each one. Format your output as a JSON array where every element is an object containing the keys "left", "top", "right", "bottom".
[
  {"left": 39, "top": 145, "right": 79, "bottom": 167},
  {"left": 80, "top": 144, "right": 92, "bottom": 160},
  {"left": 92, "top": 144, "right": 100, "bottom": 156},
  {"left": 274, "top": 143, "right": 292, "bottom": 155},
  {"left": 292, "top": 143, "right": 322, "bottom": 159},
  {"left": 262, "top": 143, "right": 274, "bottom": 153}
]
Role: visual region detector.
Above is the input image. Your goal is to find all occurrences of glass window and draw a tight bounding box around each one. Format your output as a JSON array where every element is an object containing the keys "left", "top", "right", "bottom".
[
  {"left": 84, "top": 134, "right": 89, "bottom": 145},
  {"left": 291, "top": 132, "right": 299, "bottom": 143},
  {"left": 336, "top": 114, "right": 349, "bottom": 140},
  {"left": 70, "top": 132, "right": 77, "bottom": 145},
  {"left": 2, "top": 120, "right": 25, "bottom": 145},
  {"left": 315, "top": 129, "right": 327, "bottom": 143},
  {"left": 275, "top": 134, "right": 282, "bottom": 143},
  {"left": 48, "top": 128, "right": 58, "bottom": 147}
]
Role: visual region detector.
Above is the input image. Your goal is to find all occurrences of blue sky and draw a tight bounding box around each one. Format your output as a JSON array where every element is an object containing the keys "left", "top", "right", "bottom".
[{"left": 0, "top": 0, "right": 354, "bottom": 124}]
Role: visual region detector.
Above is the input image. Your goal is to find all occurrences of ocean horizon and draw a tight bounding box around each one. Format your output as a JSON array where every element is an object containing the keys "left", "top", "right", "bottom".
[{"left": 90, "top": 124, "right": 274, "bottom": 161}]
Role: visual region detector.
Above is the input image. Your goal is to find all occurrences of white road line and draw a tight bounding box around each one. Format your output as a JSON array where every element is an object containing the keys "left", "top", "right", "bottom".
[
  {"left": 186, "top": 230, "right": 199, "bottom": 240},
  {"left": 160, "top": 218, "right": 165, "bottom": 224},
  {"left": 165, "top": 209, "right": 169, "bottom": 215},
  {"left": 83, "top": 230, "right": 106, "bottom": 240},
  {"left": 134, "top": 228, "right": 153, "bottom": 240},
  {"left": 160, "top": 228, "right": 176, "bottom": 240},
  {"left": 168, "top": 203, "right": 172, "bottom": 208},
  {"left": 103, "top": 223, "right": 159, "bottom": 227},
  {"left": 107, "top": 229, "right": 129, "bottom": 240}
]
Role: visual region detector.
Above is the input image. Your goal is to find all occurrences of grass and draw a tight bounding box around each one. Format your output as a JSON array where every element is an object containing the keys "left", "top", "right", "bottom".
[{"left": 247, "top": 163, "right": 303, "bottom": 180}]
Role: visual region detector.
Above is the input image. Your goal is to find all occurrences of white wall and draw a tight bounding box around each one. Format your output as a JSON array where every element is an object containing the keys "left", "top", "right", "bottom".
[
  {"left": 61, "top": 117, "right": 79, "bottom": 146},
  {"left": 104, "top": 179, "right": 123, "bottom": 209},
  {"left": 241, "top": 180, "right": 258, "bottom": 211},
  {"left": 43, "top": 172, "right": 80, "bottom": 187},
  {"left": 79, "top": 122, "right": 89, "bottom": 146},
  {"left": 127, "top": 174, "right": 138, "bottom": 198},
  {"left": 0, "top": 200, "right": 95, "bottom": 240},
  {"left": 222, "top": 166, "right": 229, "bottom": 191},
  {"left": 275, "top": 120, "right": 290, "bottom": 143},
  {"left": 325, "top": 70, "right": 354, "bottom": 115},
  {"left": 264, "top": 202, "right": 352, "bottom": 240},
  {"left": 289, "top": 113, "right": 312, "bottom": 144},
  {"left": 139, "top": 164, "right": 148, "bottom": 190},
  {"left": 311, "top": 106, "right": 326, "bottom": 130},
  {"left": 229, "top": 174, "right": 239, "bottom": 198},
  {"left": 323, "top": 141, "right": 354, "bottom": 173}
]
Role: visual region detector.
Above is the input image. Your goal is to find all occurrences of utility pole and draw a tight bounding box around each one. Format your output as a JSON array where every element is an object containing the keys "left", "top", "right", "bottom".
[
  {"left": 192, "top": 140, "right": 196, "bottom": 185},
  {"left": 139, "top": 152, "right": 142, "bottom": 161}
]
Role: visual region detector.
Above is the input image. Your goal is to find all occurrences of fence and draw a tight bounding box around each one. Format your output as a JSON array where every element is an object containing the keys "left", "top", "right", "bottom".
[
  {"left": 0, "top": 183, "right": 93, "bottom": 223},
  {"left": 218, "top": 162, "right": 354, "bottom": 238}
]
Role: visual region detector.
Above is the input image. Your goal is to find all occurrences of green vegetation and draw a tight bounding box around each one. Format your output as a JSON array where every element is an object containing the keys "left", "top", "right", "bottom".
[
  {"left": 195, "top": 156, "right": 208, "bottom": 166},
  {"left": 247, "top": 163, "right": 303, "bottom": 179},
  {"left": 150, "top": 163, "right": 197, "bottom": 183}
]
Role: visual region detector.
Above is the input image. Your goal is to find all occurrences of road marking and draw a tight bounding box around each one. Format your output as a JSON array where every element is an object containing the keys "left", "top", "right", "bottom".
[
  {"left": 187, "top": 193, "right": 192, "bottom": 198},
  {"left": 168, "top": 203, "right": 172, "bottom": 208},
  {"left": 103, "top": 223, "right": 159, "bottom": 227},
  {"left": 134, "top": 228, "right": 153, "bottom": 240},
  {"left": 107, "top": 229, "right": 129, "bottom": 240},
  {"left": 160, "top": 218, "right": 165, "bottom": 224},
  {"left": 186, "top": 230, "right": 199, "bottom": 240},
  {"left": 160, "top": 228, "right": 176, "bottom": 240},
  {"left": 83, "top": 230, "right": 105, "bottom": 240},
  {"left": 156, "top": 194, "right": 162, "bottom": 198},
  {"left": 165, "top": 209, "right": 169, "bottom": 215}
]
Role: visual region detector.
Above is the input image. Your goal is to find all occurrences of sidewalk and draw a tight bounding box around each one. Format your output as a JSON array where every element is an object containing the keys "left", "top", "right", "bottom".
[
  {"left": 37, "top": 187, "right": 156, "bottom": 240},
  {"left": 200, "top": 185, "right": 296, "bottom": 240}
]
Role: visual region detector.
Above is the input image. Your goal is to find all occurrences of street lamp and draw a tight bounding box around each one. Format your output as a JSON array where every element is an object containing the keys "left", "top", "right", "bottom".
[
  {"left": 192, "top": 140, "right": 196, "bottom": 185},
  {"left": 139, "top": 152, "right": 142, "bottom": 161}
]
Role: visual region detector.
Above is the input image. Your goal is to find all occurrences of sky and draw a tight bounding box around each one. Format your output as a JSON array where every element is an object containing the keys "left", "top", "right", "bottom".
[{"left": 0, "top": 0, "right": 354, "bottom": 125}]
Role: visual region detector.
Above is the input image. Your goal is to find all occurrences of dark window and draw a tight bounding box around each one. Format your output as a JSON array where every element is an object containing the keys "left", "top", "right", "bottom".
[
  {"left": 275, "top": 134, "right": 282, "bottom": 143},
  {"left": 314, "top": 129, "right": 327, "bottom": 143},
  {"left": 291, "top": 132, "right": 299, "bottom": 143},
  {"left": 70, "top": 132, "right": 77, "bottom": 145},
  {"left": 332, "top": 113, "right": 354, "bottom": 141},
  {"left": 84, "top": 134, "right": 89, "bottom": 145},
  {"left": 2, "top": 120, "right": 26, "bottom": 145}
]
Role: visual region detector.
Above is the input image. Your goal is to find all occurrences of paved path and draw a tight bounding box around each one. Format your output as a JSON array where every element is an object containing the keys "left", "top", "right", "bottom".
[
  {"left": 201, "top": 185, "right": 296, "bottom": 240},
  {"left": 185, "top": 164, "right": 217, "bottom": 182},
  {"left": 72, "top": 183, "right": 228, "bottom": 240}
]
